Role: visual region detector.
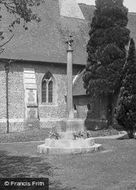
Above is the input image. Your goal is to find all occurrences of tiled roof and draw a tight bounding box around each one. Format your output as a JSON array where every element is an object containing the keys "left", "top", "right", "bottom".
[
  {"left": 0, "top": 0, "right": 90, "bottom": 65},
  {"left": 0, "top": 1, "right": 136, "bottom": 66}
]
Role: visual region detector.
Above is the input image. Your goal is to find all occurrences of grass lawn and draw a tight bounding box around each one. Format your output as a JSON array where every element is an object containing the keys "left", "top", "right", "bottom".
[
  {"left": 0, "top": 128, "right": 51, "bottom": 143},
  {"left": 0, "top": 138, "right": 136, "bottom": 190},
  {"left": 0, "top": 128, "right": 120, "bottom": 143}
]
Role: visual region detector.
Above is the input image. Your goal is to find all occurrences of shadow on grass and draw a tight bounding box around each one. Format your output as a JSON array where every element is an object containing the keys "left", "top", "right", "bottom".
[
  {"left": 0, "top": 150, "right": 52, "bottom": 178},
  {"left": 117, "top": 134, "right": 136, "bottom": 140},
  {"left": 0, "top": 150, "right": 74, "bottom": 190}
]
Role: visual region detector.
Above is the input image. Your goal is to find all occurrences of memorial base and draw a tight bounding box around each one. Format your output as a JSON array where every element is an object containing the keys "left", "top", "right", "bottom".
[
  {"left": 37, "top": 118, "right": 103, "bottom": 155},
  {"left": 37, "top": 138, "right": 102, "bottom": 155},
  {"left": 60, "top": 118, "right": 85, "bottom": 133}
]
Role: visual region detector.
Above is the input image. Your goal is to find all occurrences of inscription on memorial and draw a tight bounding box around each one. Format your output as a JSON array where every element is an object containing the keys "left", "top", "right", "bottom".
[{"left": 26, "top": 89, "right": 37, "bottom": 106}]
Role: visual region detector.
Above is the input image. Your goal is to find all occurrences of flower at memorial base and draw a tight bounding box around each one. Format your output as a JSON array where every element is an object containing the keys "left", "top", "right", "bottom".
[
  {"left": 49, "top": 131, "right": 60, "bottom": 140},
  {"left": 73, "top": 130, "right": 92, "bottom": 140}
]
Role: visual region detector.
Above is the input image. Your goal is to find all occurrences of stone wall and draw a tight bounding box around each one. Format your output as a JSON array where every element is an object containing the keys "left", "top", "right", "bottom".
[
  {"left": 36, "top": 63, "right": 67, "bottom": 119},
  {"left": 73, "top": 95, "right": 109, "bottom": 130},
  {"left": 0, "top": 60, "right": 82, "bottom": 132},
  {"left": 9, "top": 63, "right": 25, "bottom": 119},
  {"left": 0, "top": 60, "right": 109, "bottom": 132},
  {"left": 0, "top": 62, "right": 25, "bottom": 133},
  {"left": 73, "top": 95, "right": 89, "bottom": 119}
]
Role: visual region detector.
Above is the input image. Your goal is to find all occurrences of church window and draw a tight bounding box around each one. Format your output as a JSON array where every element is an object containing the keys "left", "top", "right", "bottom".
[
  {"left": 42, "top": 72, "right": 54, "bottom": 103},
  {"left": 42, "top": 81, "right": 47, "bottom": 103},
  {"left": 48, "top": 81, "right": 53, "bottom": 103}
]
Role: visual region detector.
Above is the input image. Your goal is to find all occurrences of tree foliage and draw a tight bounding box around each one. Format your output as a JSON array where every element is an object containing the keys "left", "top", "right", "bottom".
[
  {"left": 83, "top": 0, "right": 130, "bottom": 97},
  {"left": 116, "top": 39, "right": 136, "bottom": 138},
  {"left": 0, "top": 0, "right": 42, "bottom": 52}
]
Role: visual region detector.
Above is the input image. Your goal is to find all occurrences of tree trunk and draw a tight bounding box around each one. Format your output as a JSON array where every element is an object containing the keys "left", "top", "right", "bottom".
[
  {"left": 107, "top": 94, "right": 113, "bottom": 127},
  {"left": 127, "top": 128, "right": 135, "bottom": 139}
]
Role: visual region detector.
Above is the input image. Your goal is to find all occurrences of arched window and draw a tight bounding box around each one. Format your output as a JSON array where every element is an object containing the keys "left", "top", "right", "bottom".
[
  {"left": 42, "top": 72, "right": 54, "bottom": 103},
  {"left": 42, "top": 80, "right": 47, "bottom": 103},
  {"left": 48, "top": 80, "right": 53, "bottom": 103}
]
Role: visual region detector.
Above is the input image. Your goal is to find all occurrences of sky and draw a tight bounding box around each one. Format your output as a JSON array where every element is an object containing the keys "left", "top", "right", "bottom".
[{"left": 76, "top": 0, "right": 136, "bottom": 12}]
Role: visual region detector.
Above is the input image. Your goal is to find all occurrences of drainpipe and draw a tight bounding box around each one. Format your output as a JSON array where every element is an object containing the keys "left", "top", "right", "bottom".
[{"left": 4, "top": 62, "right": 9, "bottom": 133}]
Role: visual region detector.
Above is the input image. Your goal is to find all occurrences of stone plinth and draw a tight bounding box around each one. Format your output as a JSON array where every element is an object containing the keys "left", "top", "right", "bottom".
[
  {"left": 60, "top": 118, "right": 85, "bottom": 132},
  {"left": 37, "top": 137, "right": 102, "bottom": 155},
  {"left": 37, "top": 117, "right": 102, "bottom": 155}
]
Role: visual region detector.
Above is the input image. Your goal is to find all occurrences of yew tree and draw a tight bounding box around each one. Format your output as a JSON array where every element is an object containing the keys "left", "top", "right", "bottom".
[
  {"left": 116, "top": 39, "right": 136, "bottom": 138},
  {"left": 83, "top": 0, "right": 130, "bottom": 125},
  {"left": 0, "top": 0, "right": 42, "bottom": 53}
]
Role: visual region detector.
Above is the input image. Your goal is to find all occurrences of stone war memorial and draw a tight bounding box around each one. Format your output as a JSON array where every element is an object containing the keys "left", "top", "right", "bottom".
[{"left": 37, "top": 36, "right": 102, "bottom": 154}]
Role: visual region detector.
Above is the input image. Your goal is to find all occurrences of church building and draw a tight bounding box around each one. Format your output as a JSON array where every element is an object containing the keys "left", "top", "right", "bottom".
[{"left": 0, "top": 0, "right": 135, "bottom": 133}]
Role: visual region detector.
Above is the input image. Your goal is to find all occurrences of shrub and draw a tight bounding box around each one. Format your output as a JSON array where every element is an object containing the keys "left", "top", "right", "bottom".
[{"left": 116, "top": 39, "right": 136, "bottom": 138}]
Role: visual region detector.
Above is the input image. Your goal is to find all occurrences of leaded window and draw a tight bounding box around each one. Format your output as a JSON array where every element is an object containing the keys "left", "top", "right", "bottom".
[{"left": 42, "top": 72, "right": 53, "bottom": 103}]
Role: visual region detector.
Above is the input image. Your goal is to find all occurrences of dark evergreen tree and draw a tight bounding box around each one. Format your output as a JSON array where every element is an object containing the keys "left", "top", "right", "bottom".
[
  {"left": 83, "top": 0, "right": 130, "bottom": 126},
  {"left": 0, "top": 0, "right": 42, "bottom": 52},
  {"left": 116, "top": 38, "right": 136, "bottom": 138}
]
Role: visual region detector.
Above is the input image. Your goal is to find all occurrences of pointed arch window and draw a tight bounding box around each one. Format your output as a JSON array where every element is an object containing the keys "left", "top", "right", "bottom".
[
  {"left": 42, "top": 72, "right": 54, "bottom": 103},
  {"left": 42, "top": 80, "right": 47, "bottom": 103},
  {"left": 48, "top": 80, "right": 53, "bottom": 103}
]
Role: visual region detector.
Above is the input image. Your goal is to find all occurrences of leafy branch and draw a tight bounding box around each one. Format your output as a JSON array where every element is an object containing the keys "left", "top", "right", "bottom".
[{"left": 0, "top": 0, "right": 42, "bottom": 54}]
